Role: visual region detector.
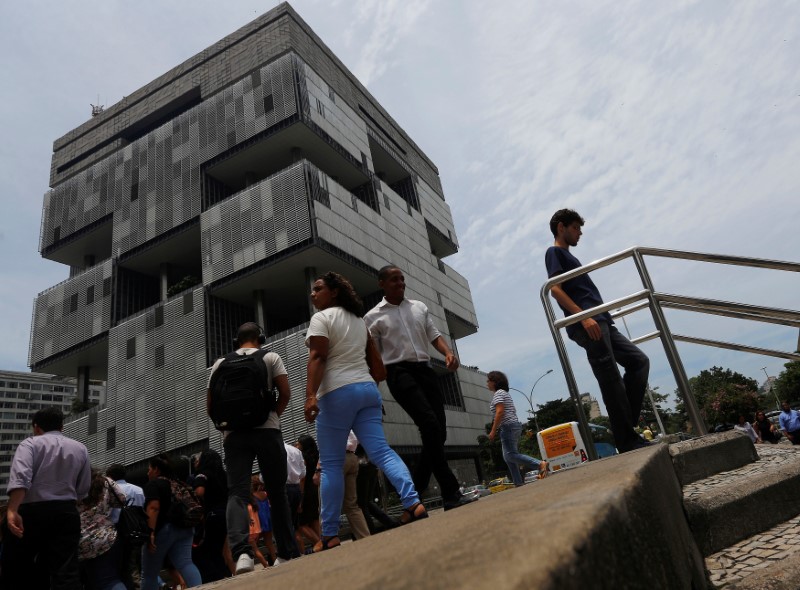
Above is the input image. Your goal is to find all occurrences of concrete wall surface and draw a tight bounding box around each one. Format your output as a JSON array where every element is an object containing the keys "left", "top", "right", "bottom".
[{"left": 196, "top": 445, "right": 709, "bottom": 589}]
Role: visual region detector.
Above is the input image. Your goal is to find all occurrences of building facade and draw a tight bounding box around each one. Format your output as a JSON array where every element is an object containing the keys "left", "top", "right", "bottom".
[
  {"left": 29, "top": 3, "right": 488, "bottom": 489},
  {"left": 0, "top": 370, "right": 103, "bottom": 498}
]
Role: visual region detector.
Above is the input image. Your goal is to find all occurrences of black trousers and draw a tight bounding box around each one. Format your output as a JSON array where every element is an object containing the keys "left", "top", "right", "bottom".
[
  {"left": 386, "top": 362, "right": 460, "bottom": 500},
  {"left": 0, "top": 500, "right": 81, "bottom": 590}
]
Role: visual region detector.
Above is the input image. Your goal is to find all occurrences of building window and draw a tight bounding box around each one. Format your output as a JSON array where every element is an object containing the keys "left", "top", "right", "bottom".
[
  {"left": 263, "top": 94, "right": 274, "bottom": 112},
  {"left": 53, "top": 226, "right": 61, "bottom": 242},
  {"left": 88, "top": 412, "right": 97, "bottom": 436},
  {"left": 316, "top": 98, "right": 325, "bottom": 118},
  {"left": 154, "top": 306, "right": 164, "bottom": 328},
  {"left": 328, "top": 86, "right": 336, "bottom": 103},
  {"left": 183, "top": 293, "right": 193, "bottom": 315},
  {"left": 126, "top": 337, "right": 136, "bottom": 359},
  {"left": 438, "top": 372, "right": 465, "bottom": 411},
  {"left": 154, "top": 345, "right": 165, "bottom": 368},
  {"left": 86, "top": 285, "right": 95, "bottom": 305},
  {"left": 103, "top": 277, "right": 112, "bottom": 297},
  {"left": 106, "top": 426, "right": 116, "bottom": 450}
]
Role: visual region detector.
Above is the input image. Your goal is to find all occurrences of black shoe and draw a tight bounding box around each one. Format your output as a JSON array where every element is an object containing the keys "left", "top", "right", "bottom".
[
  {"left": 619, "top": 437, "right": 656, "bottom": 453},
  {"left": 443, "top": 493, "right": 478, "bottom": 511}
]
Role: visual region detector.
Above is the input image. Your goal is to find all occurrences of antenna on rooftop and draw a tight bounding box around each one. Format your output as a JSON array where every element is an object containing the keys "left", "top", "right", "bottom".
[{"left": 90, "top": 94, "right": 104, "bottom": 117}]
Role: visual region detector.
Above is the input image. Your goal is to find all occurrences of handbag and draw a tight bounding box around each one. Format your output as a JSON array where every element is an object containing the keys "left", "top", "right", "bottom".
[{"left": 109, "top": 483, "right": 150, "bottom": 545}]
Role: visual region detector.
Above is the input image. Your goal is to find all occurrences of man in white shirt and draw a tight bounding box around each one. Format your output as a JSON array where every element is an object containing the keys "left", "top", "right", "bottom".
[{"left": 364, "top": 265, "right": 475, "bottom": 511}]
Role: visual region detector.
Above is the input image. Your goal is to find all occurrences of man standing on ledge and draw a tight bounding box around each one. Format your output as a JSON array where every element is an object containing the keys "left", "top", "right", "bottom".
[
  {"left": 365, "top": 265, "right": 475, "bottom": 510},
  {"left": 545, "top": 209, "right": 650, "bottom": 453}
]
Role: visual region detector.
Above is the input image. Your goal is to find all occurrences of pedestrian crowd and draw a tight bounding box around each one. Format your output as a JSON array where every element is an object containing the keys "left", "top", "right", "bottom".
[{"left": 0, "top": 264, "right": 480, "bottom": 590}]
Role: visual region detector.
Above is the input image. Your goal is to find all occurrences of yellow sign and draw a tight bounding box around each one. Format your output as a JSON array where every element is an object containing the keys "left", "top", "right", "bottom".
[{"left": 541, "top": 423, "right": 578, "bottom": 457}]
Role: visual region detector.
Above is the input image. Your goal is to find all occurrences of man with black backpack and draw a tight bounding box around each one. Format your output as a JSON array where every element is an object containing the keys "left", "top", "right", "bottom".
[{"left": 207, "top": 322, "right": 299, "bottom": 574}]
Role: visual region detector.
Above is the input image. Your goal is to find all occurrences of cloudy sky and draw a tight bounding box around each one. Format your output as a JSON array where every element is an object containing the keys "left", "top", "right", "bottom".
[{"left": 1, "top": 1, "right": 798, "bottom": 417}]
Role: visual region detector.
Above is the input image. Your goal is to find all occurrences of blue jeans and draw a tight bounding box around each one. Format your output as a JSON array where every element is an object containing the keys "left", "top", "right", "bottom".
[
  {"left": 317, "top": 381, "right": 420, "bottom": 537},
  {"left": 141, "top": 524, "right": 201, "bottom": 590},
  {"left": 571, "top": 321, "right": 649, "bottom": 451},
  {"left": 499, "top": 423, "right": 541, "bottom": 486}
]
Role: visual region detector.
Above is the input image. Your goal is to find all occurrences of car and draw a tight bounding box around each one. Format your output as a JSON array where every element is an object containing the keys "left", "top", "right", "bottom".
[
  {"left": 523, "top": 471, "right": 541, "bottom": 484},
  {"left": 588, "top": 423, "right": 618, "bottom": 458},
  {"left": 460, "top": 487, "right": 481, "bottom": 502},
  {"left": 463, "top": 484, "right": 491, "bottom": 498},
  {"left": 488, "top": 477, "right": 515, "bottom": 494}
]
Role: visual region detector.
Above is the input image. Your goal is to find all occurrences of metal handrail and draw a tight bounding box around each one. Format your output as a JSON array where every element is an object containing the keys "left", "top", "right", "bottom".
[{"left": 541, "top": 246, "right": 800, "bottom": 459}]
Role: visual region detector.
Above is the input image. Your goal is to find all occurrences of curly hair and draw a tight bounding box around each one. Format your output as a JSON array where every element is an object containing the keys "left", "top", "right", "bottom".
[
  {"left": 549, "top": 209, "right": 585, "bottom": 238},
  {"left": 82, "top": 469, "right": 110, "bottom": 508},
  {"left": 487, "top": 371, "right": 509, "bottom": 392},
  {"left": 318, "top": 271, "right": 364, "bottom": 317}
]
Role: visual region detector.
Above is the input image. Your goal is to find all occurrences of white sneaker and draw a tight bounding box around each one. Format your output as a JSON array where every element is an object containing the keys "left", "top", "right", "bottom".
[
  {"left": 273, "top": 557, "right": 290, "bottom": 567},
  {"left": 235, "top": 553, "right": 255, "bottom": 575}
]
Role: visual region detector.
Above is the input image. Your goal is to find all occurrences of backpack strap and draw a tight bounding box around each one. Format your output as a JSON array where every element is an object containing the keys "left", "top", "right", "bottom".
[{"left": 252, "top": 347, "right": 272, "bottom": 391}]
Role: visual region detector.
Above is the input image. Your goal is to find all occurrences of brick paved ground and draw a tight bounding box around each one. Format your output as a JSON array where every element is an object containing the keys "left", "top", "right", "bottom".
[{"left": 700, "top": 443, "right": 800, "bottom": 588}]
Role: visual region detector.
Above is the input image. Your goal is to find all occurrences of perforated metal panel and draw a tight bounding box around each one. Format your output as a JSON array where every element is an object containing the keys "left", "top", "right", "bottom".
[
  {"left": 28, "top": 259, "right": 113, "bottom": 366},
  {"left": 201, "top": 162, "right": 313, "bottom": 284},
  {"left": 93, "top": 286, "right": 209, "bottom": 467},
  {"left": 41, "top": 54, "right": 301, "bottom": 259}
]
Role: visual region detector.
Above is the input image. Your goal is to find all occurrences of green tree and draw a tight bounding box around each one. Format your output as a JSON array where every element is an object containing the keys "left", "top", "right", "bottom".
[
  {"left": 773, "top": 361, "right": 800, "bottom": 405},
  {"left": 689, "top": 366, "right": 758, "bottom": 410},
  {"left": 674, "top": 366, "right": 760, "bottom": 432},
  {"left": 535, "top": 398, "right": 591, "bottom": 430}
]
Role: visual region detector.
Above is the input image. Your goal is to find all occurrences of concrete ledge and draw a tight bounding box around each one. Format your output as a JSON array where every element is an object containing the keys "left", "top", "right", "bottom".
[
  {"left": 684, "top": 452, "right": 800, "bottom": 555},
  {"left": 670, "top": 431, "right": 759, "bottom": 486},
  {"left": 198, "top": 445, "right": 707, "bottom": 589}
]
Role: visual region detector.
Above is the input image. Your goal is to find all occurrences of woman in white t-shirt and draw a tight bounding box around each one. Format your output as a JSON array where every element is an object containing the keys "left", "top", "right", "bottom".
[{"left": 304, "top": 271, "right": 428, "bottom": 551}]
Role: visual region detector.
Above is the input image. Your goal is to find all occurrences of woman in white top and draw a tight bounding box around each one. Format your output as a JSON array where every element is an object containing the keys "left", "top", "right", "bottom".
[{"left": 304, "top": 272, "right": 427, "bottom": 551}]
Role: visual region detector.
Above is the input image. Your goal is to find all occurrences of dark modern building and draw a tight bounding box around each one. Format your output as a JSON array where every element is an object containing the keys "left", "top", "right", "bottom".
[{"left": 29, "top": 2, "right": 488, "bottom": 488}]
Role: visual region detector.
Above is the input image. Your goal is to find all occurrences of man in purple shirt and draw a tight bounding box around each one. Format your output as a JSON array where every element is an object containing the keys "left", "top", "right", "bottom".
[{"left": 1, "top": 406, "right": 91, "bottom": 590}]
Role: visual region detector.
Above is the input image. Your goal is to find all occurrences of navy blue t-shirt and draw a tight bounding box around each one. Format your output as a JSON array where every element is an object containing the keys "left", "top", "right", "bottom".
[{"left": 544, "top": 246, "right": 613, "bottom": 337}]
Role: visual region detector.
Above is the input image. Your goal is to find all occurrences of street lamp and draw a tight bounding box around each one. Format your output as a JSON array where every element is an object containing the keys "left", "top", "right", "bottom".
[
  {"left": 508, "top": 369, "right": 554, "bottom": 432},
  {"left": 762, "top": 367, "right": 781, "bottom": 410}
]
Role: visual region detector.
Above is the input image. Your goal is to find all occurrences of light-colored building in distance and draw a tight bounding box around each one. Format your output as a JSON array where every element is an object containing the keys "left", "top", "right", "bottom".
[
  {"left": 29, "top": 3, "right": 489, "bottom": 488},
  {"left": 0, "top": 370, "right": 103, "bottom": 499}
]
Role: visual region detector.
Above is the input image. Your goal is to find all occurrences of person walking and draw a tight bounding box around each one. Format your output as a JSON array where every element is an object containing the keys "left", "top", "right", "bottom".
[
  {"left": 305, "top": 271, "right": 428, "bottom": 551},
  {"left": 545, "top": 209, "right": 650, "bottom": 453},
  {"left": 295, "top": 435, "right": 321, "bottom": 551},
  {"left": 486, "top": 371, "right": 548, "bottom": 485},
  {"left": 141, "top": 454, "right": 202, "bottom": 590},
  {"left": 1, "top": 406, "right": 91, "bottom": 590},
  {"left": 206, "top": 322, "right": 301, "bottom": 574},
  {"left": 364, "top": 265, "right": 474, "bottom": 511},
  {"left": 106, "top": 463, "right": 145, "bottom": 590},
  {"left": 78, "top": 470, "right": 128, "bottom": 590},
  {"left": 191, "top": 450, "right": 230, "bottom": 583}
]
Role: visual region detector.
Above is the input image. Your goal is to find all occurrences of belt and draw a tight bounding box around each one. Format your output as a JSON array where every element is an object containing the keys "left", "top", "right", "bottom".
[{"left": 286, "top": 482, "right": 301, "bottom": 487}]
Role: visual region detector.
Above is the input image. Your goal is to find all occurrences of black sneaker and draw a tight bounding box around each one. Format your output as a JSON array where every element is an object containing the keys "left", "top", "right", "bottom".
[{"left": 443, "top": 493, "right": 478, "bottom": 511}]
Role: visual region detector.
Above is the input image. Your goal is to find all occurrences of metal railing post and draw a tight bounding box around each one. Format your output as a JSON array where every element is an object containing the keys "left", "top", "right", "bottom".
[
  {"left": 631, "top": 250, "right": 707, "bottom": 435},
  {"left": 540, "top": 289, "right": 598, "bottom": 460}
]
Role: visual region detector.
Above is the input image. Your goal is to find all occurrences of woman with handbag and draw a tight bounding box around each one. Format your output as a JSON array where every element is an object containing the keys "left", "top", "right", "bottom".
[
  {"left": 304, "top": 271, "right": 428, "bottom": 552},
  {"left": 141, "top": 454, "right": 202, "bottom": 590},
  {"left": 78, "top": 469, "right": 127, "bottom": 590}
]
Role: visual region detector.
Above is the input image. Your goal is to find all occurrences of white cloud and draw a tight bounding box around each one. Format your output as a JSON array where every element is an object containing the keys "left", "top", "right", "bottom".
[{"left": 1, "top": 0, "right": 798, "bottom": 415}]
